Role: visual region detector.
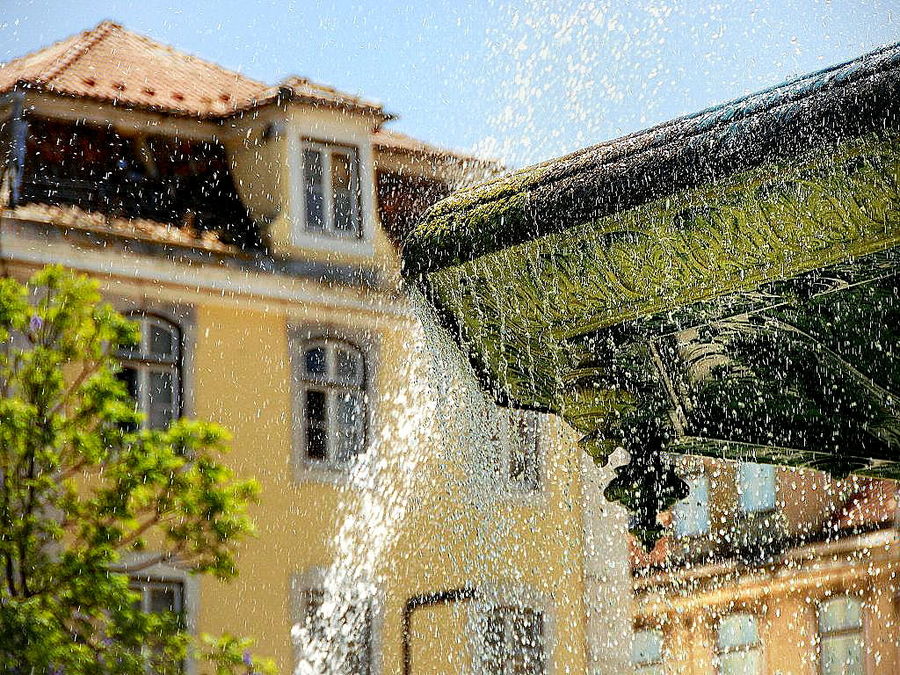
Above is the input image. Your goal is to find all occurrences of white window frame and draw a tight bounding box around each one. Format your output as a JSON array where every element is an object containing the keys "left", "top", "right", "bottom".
[
  {"left": 817, "top": 596, "right": 866, "bottom": 675},
  {"left": 632, "top": 628, "right": 665, "bottom": 674},
  {"left": 674, "top": 474, "right": 710, "bottom": 538},
  {"left": 130, "top": 578, "right": 185, "bottom": 616},
  {"left": 738, "top": 462, "right": 777, "bottom": 514},
  {"left": 299, "top": 139, "right": 362, "bottom": 239},
  {"left": 118, "top": 313, "right": 182, "bottom": 430},
  {"left": 716, "top": 613, "right": 763, "bottom": 675},
  {"left": 295, "top": 338, "right": 369, "bottom": 470}
]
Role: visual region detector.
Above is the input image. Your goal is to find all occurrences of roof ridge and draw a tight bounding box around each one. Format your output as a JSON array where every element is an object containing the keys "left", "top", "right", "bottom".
[
  {"left": 502, "top": 39, "right": 900, "bottom": 181},
  {"left": 575, "top": 40, "right": 900, "bottom": 165},
  {"left": 40, "top": 20, "right": 118, "bottom": 85}
]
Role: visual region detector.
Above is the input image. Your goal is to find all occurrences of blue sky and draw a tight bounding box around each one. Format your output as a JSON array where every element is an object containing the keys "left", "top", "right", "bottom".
[{"left": 1, "top": 0, "right": 897, "bottom": 166}]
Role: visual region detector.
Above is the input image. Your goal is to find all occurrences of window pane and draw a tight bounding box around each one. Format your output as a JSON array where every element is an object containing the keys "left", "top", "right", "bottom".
[
  {"left": 819, "top": 597, "right": 863, "bottom": 632},
  {"left": 335, "top": 348, "right": 363, "bottom": 384},
  {"left": 304, "top": 149, "right": 325, "bottom": 230},
  {"left": 305, "top": 390, "right": 328, "bottom": 460},
  {"left": 346, "top": 603, "right": 372, "bottom": 675},
  {"left": 148, "top": 585, "right": 181, "bottom": 614},
  {"left": 718, "top": 614, "right": 759, "bottom": 649},
  {"left": 483, "top": 609, "right": 505, "bottom": 673},
  {"left": 305, "top": 347, "right": 327, "bottom": 376},
  {"left": 120, "top": 365, "right": 139, "bottom": 404},
  {"left": 821, "top": 634, "right": 864, "bottom": 675},
  {"left": 149, "top": 322, "right": 177, "bottom": 359},
  {"left": 303, "top": 588, "right": 326, "bottom": 635},
  {"left": 147, "top": 369, "right": 176, "bottom": 429},
  {"left": 719, "top": 649, "right": 761, "bottom": 675},
  {"left": 739, "top": 462, "right": 776, "bottom": 513},
  {"left": 300, "top": 590, "right": 370, "bottom": 675},
  {"left": 674, "top": 476, "right": 709, "bottom": 537},
  {"left": 632, "top": 630, "right": 663, "bottom": 666},
  {"left": 331, "top": 151, "right": 355, "bottom": 233},
  {"left": 334, "top": 391, "right": 365, "bottom": 462},
  {"left": 511, "top": 609, "right": 544, "bottom": 675}
]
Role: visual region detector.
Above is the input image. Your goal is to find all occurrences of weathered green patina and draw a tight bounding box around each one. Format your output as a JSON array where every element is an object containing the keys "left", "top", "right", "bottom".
[{"left": 402, "top": 42, "right": 900, "bottom": 546}]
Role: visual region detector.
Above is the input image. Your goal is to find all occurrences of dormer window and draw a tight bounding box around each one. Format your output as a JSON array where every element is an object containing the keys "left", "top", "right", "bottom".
[{"left": 301, "top": 140, "right": 361, "bottom": 238}]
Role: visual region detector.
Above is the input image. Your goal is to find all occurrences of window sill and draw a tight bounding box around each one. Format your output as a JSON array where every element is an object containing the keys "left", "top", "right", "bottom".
[
  {"left": 292, "top": 460, "right": 356, "bottom": 485},
  {"left": 290, "top": 228, "right": 374, "bottom": 259}
]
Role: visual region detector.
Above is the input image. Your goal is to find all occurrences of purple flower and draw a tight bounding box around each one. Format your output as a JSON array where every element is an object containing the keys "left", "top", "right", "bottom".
[
  {"left": 30, "top": 315, "right": 43, "bottom": 333},
  {"left": 242, "top": 650, "right": 253, "bottom": 667}
]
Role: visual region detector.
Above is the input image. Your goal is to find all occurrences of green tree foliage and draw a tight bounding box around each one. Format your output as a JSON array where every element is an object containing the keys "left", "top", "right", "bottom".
[{"left": 0, "top": 266, "right": 274, "bottom": 674}]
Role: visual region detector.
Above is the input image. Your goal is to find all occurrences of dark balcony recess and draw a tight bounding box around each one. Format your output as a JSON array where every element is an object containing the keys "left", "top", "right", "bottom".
[{"left": 18, "top": 116, "right": 262, "bottom": 250}]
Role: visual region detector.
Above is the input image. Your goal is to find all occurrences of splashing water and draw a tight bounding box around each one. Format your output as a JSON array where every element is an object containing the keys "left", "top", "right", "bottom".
[{"left": 291, "top": 290, "right": 586, "bottom": 673}]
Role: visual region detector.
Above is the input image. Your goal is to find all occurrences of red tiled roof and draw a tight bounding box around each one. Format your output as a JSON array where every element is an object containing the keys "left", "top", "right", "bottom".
[
  {"left": 373, "top": 128, "right": 504, "bottom": 171},
  {"left": 262, "top": 75, "right": 390, "bottom": 119},
  {"left": 831, "top": 479, "right": 898, "bottom": 531},
  {"left": 374, "top": 128, "right": 464, "bottom": 158},
  {"left": 0, "top": 21, "right": 388, "bottom": 120}
]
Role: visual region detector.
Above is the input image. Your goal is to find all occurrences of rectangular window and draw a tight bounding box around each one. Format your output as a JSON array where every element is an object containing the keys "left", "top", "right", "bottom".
[
  {"left": 296, "top": 339, "right": 369, "bottom": 470},
  {"left": 738, "top": 462, "right": 776, "bottom": 513},
  {"left": 717, "top": 613, "right": 762, "bottom": 675},
  {"left": 483, "top": 606, "right": 545, "bottom": 675},
  {"left": 295, "top": 588, "right": 372, "bottom": 674},
  {"left": 632, "top": 629, "right": 665, "bottom": 675},
  {"left": 301, "top": 141, "right": 361, "bottom": 238},
  {"left": 117, "top": 314, "right": 182, "bottom": 430},
  {"left": 674, "top": 475, "right": 710, "bottom": 538},
  {"left": 131, "top": 579, "right": 184, "bottom": 616},
  {"left": 130, "top": 579, "right": 186, "bottom": 673},
  {"left": 819, "top": 597, "right": 865, "bottom": 675}
]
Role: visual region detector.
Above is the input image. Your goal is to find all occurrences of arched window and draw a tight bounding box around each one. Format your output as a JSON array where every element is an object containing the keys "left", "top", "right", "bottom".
[
  {"left": 818, "top": 596, "right": 864, "bottom": 675},
  {"left": 717, "top": 613, "right": 762, "bottom": 674},
  {"left": 632, "top": 629, "right": 664, "bottom": 674},
  {"left": 298, "top": 339, "right": 367, "bottom": 465},
  {"left": 118, "top": 314, "right": 181, "bottom": 429}
]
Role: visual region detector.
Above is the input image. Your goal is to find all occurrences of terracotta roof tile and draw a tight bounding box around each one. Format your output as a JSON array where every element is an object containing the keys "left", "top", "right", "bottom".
[
  {"left": 0, "top": 21, "right": 388, "bottom": 119},
  {"left": 374, "top": 128, "right": 462, "bottom": 157},
  {"left": 258, "top": 75, "right": 388, "bottom": 118},
  {"left": 373, "top": 128, "right": 504, "bottom": 172},
  {"left": 831, "top": 479, "right": 898, "bottom": 531}
]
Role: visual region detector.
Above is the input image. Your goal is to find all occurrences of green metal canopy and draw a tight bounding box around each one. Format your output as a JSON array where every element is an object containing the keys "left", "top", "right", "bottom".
[{"left": 402, "top": 42, "right": 900, "bottom": 546}]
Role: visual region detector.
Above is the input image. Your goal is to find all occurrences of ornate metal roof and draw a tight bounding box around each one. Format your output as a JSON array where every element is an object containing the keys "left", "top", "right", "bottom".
[{"left": 403, "top": 41, "right": 900, "bottom": 276}]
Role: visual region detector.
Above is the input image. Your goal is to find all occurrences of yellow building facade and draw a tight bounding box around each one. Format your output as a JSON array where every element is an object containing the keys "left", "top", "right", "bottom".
[{"left": 0, "top": 22, "right": 601, "bottom": 674}]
